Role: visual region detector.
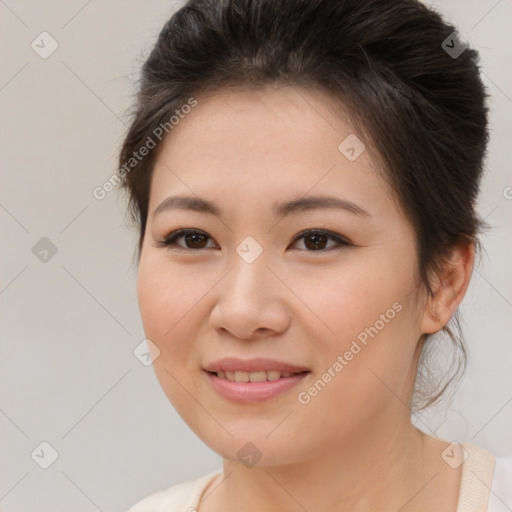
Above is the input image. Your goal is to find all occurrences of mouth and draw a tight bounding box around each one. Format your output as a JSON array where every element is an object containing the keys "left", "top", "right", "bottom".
[
  {"left": 206, "top": 369, "right": 308, "bottom": 382},
  {"left": 203, "top": 368, "right": 311, "bottom": 404},
  {"left": 203, "top": 357, "right": 311, "bottom": 403}
]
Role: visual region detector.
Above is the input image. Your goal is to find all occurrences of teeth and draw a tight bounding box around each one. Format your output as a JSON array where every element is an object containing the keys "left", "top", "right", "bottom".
[
  {"left": 215, "top": 370, "right": 301, "bottom": 382},
  {"left": 235, "top": 371, "right": 250, "bottom": 382},
  {"left": 249, "top": 371, "right": 267, "bottom": 382},
  {"left": 267, "top": 370, "right": 281, "bottom": 381}
]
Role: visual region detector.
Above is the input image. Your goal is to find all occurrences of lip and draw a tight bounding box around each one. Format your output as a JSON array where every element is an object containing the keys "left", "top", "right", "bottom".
[
  {"left": 205, "top": 370, "right": 310, "bottom": 404},
  {"left": 203, "top": 357, "right": 309, "bottom": 373}
]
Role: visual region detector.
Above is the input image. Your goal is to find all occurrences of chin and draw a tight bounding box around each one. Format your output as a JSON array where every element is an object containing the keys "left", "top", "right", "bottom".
[
  {"left": 215, "top": 439, "right": 304, "bottom": 468},
  {"left": 189, "top": 420, "right": 312, "bottom": 468}
]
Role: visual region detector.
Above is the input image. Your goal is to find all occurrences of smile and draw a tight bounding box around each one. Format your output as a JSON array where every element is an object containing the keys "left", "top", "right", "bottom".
[
  {"left": 212, "top": 370, "right": 301, "bottom": 382},
  {"left": 204, "top": 369, "right": 310, "bottom": 404}
]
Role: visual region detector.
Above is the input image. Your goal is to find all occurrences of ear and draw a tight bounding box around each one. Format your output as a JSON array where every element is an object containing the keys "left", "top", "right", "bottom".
[{"left": 420, "top": 243, "right": 475, "bottom": 334}]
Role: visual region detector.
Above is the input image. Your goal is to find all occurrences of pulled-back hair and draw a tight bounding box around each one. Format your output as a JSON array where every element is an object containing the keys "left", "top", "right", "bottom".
[{"left": 118, "top": 0, "right": 489, "bottom": 410}]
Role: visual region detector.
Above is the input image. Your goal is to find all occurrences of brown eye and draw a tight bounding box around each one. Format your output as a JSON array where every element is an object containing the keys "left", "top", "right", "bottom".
[
  {"left": 290, "top": 229, "right": 352, "bottom": 252},
  {"left": 154, "top": 229, "right": 217, "bottom": 250},
  {"left": 154, "top": 228, "right": 351, "bottom": 252},
  {"left": 181, "top": 232, "right": 209, "bottom": 249},
  {"left": 303, "top": 233, "right": 329, "bottom": 250}
]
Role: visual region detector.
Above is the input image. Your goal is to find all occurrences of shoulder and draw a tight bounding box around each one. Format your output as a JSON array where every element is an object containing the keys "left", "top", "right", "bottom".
[
  {"left": 127, "top": 469, "right": 223, "bottom": 512},
  {"left": 459, "top": 442, "right": 512, "bottom": 512},
  {"left": 488, "top": 453, "right": 512, "bottom": 512}
]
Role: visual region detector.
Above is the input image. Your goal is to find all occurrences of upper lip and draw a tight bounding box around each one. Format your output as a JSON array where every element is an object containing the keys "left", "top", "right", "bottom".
[{"left": 203, "top": 357, "right": 310, "bottom": 373}]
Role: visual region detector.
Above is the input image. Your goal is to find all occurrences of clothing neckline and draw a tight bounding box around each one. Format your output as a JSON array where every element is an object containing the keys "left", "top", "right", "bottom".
[
  {"left": 193, "top": 468, "right": 223, "bottom": 510},
  {"left": 456, "top": 442, "right": 496, "bottom": 512}
]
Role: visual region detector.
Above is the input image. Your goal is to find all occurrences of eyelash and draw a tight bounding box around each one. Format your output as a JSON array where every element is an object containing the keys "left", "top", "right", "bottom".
[{"left": 153, "top": 228, "right": 352, "bottom": 253}]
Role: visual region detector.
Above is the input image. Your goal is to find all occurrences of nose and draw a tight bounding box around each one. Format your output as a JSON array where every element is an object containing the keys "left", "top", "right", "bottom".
[{"left": 208, "top": 252, "right": 291, "bottom": 340}]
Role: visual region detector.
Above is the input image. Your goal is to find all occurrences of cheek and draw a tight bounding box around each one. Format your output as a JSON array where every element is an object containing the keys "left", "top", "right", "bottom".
[
  {"left": 137, "top": 260, "right": 205, "bottom": 414},
  {"left": 293, "top": 307, "right": 420, "bottom": 443},
  {"left": 137, "top": 259, "right": 196, "bottom": 360},
  {"left": 292, "top": 256, "right": 415, "bottom": 348},
  {"left": 137, "top": 263, "right": 167, "bottom": 342},
  {"left": 293, "top": 253, "right": 421, "bottom": 403}
]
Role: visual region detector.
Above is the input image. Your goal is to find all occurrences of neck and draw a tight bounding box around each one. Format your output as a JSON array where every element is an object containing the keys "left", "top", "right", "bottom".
[{"left": 204, "top": 412, "right": 447, "bottom": 512}]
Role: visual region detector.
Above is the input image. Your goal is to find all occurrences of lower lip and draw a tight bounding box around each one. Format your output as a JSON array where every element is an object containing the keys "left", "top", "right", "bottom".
[{"left": 205, "top": 371, "right": 310, "bottom": 404}]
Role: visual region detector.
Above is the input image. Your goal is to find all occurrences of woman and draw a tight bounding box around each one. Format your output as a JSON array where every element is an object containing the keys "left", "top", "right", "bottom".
[{"left": 121, "top": 0, "right": 511, "bottom": 510}]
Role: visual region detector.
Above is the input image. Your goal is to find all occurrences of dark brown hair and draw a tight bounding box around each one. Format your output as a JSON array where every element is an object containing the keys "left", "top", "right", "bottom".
[{"left": 117, "top": 0, "right": 489, "bottom": 410}]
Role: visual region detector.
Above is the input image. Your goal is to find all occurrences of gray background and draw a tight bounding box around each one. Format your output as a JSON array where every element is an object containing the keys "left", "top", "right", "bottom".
[{"left": 0, "top": 1, "right": 511, "bottom": 510}]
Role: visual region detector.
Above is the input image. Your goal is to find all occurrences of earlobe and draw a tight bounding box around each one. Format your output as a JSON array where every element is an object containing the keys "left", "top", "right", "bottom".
[{"left": 420, "top": 243, "right": 475, "bottom": 334}]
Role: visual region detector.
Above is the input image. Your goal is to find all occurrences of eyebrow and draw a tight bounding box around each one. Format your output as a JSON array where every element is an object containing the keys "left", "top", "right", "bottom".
[{"left": 153, "top": 194, "right": 370, "bottom": 219}]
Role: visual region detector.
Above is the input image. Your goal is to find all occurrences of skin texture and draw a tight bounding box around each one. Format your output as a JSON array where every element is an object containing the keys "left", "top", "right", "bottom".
[{"left": 136, "top": 84, "right": 474, "bottom": 512}]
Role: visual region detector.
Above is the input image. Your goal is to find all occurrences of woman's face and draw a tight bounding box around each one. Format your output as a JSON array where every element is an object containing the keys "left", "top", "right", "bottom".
[{"left": 137, "top": 85, "right": 428, "bottom": 466}]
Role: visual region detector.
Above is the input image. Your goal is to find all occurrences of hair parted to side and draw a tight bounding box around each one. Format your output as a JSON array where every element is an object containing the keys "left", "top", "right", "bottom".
[{"left": 117, "top": 0, "right": 489, "bottom": 411}]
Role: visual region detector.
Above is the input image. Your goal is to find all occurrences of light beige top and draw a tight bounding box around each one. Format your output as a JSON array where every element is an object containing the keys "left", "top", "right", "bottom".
[{"left": 128, "top": 442, "right": 510, "bottom": 512}]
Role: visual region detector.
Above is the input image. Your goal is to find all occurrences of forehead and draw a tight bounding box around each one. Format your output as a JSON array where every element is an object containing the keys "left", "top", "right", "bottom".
[{"left": 149, "top": 84, "right": 394, "bottom": 218}]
